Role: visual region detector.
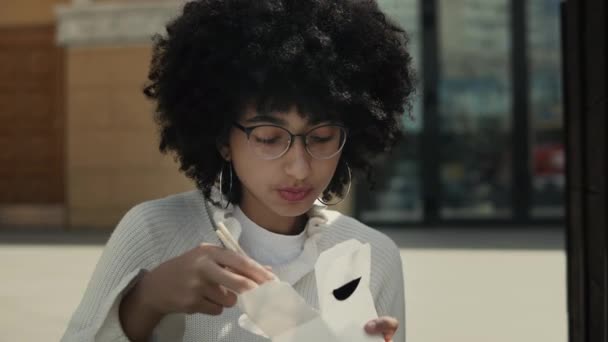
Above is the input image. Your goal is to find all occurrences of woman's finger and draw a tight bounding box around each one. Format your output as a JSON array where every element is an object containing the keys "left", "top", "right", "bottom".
[
  {"left": 201, "top": 284, "right": 238, "bottom": 308},
  {"left": 365, "top": 316, "right": 399, "bottom": 341},
  {"left": 203, "top": 261, "right": 259, "bottom": 294},
  {"left": 190, "top": 296, "right": 224, "bottom": 316},
  {"left": 208, "top": 247, "right": 275, "bottom": 284}
]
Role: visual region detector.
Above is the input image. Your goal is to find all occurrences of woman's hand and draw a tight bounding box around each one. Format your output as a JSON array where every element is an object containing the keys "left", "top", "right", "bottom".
[
  {"left": 364, "top": 316, "right": 399, "bottom": 342},
  {"left": 139, "top": 243, "right": 275, "bottom": 316},
  {"left": 119, "top": 243, "right": 275, "bottom": 341}
]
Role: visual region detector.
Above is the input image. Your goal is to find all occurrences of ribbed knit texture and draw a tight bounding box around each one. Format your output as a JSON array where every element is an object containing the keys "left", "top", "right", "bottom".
[{"left": 61, "top": 190, "right": 406, "bottom": 342}]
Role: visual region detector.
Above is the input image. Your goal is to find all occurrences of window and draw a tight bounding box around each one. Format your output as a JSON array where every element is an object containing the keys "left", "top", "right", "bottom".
[
  {"left": 438, "top": 0, "right": 512, "bottom": 219},
  {"left": 357, "top": 0, "right": 423, "bottom": 223},
  {"left": 528, "top": 0, "right": 564, "bottom": 218},
  {"left": 355, "top": 0, "right": 564, "bottom": 225}
]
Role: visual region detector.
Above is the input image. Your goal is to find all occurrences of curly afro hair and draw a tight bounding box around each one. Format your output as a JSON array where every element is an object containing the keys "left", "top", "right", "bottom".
[{"left": 143, "top": 0, "right": 416, "bottom": 208}]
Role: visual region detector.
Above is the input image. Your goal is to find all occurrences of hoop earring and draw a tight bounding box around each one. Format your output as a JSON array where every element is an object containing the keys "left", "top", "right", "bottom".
[
  {"left": 218, "top": 161, "right": 233, "bottom": 209},
  {"left": 318, "top": 161, "right": 352, "bottom": 206}
]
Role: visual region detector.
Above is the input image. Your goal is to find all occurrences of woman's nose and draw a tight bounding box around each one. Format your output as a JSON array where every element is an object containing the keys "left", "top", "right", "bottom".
[{"left": 284, "top": 138, "right": 312, "bottom": 180}]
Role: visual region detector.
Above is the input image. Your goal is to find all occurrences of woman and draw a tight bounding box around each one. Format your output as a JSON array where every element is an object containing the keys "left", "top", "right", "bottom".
[{"left": 62, "top": 0, "right": 415, "bottom": 341}]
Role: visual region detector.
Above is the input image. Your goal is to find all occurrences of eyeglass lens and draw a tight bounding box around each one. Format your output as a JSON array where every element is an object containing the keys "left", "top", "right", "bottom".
[{"left": 248, "top": 125, "right": 346, "bottom": 159}]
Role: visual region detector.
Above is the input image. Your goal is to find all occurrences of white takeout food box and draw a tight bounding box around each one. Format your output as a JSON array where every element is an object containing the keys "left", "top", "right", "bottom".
[{"left": 237, "top": 239, "right": 383, "bottom": 342}]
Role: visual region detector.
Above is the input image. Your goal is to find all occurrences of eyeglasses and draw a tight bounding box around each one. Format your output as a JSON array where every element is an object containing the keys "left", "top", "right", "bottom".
[{"left": 232, "top": 122, "right": 348, "bottom": 160}]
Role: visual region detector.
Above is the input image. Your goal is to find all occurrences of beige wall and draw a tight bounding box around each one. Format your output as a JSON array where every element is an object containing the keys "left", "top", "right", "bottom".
[
  {"left": 0, "top": 0, "right": 67, "bottom": 27},
  {"left": 66, "top": 45, "right": 193, "bottom": 229}
]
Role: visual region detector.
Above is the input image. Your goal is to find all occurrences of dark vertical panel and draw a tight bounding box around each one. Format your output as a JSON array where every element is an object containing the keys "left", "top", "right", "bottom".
[
  {"left": 583, "top": 0, "right": 607, "bottom": 339},
  {"left": 565, "top": 0, "right": 608, "bottom": 340},
  {"left": 511, "top": 0, "right": 531, "bottom": 222},
  {"left": 563, "top": 0, "right": 587, "bottom": 340},
  {"left": 420, "top": 0, "right": 440, "bottom": 224}
]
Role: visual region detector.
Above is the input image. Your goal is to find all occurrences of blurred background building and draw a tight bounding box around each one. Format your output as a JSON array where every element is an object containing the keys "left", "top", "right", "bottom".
[
  {"left": 0, "top": 1, "right": 568, "bottom": 342},
  {"left": 0, "top": 0, "right": 563, "bottom": 230},
  {"left": 359, "top": 0, "right": 564, "bottom": 226}
]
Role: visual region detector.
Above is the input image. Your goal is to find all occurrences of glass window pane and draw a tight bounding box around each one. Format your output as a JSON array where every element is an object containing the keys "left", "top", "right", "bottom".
[
  {"left": 358, "top": 0, "right": 423, "bottom": 223},
  {"left": 438, "top": 0, "right": 512, "bottom": 219},
  {"left": 528, "top": 0, "right": 565, "bottom": 218}
]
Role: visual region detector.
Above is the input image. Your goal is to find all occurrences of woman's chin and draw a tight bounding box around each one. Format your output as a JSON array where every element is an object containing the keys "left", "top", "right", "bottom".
[{"left": 271, "top": 197, "right": 317, "bottom": 217}]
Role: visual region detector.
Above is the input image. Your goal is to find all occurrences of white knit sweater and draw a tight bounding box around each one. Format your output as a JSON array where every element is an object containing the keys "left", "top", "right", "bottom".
[{"left": 61, "top": 190, "right": 406, "bottom": 342}]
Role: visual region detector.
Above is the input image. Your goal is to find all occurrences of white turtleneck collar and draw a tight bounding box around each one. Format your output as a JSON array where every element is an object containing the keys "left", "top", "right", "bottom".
[
  {"left": 204, "top": 191, "right": 330, "bottom": 285},
  {"left": 233, "top": 205, "right": 307, "bottom": 267}
]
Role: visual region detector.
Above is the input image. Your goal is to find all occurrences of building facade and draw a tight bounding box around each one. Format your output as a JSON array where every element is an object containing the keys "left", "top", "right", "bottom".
[{"left": 0, "top": 0, "right": 563, "bottom": 230}]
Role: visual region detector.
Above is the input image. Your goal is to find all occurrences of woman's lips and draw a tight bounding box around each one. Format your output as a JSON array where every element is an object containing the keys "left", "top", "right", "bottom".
[{"left": 277, "top": 188, "right": 312, "bottom": 202}]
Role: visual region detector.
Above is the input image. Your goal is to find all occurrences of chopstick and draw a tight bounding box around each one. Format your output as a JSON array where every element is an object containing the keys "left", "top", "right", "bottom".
[
  {"left": 215, "top": 222, "right": 278, "bottom": 282},
  {"left": 216, "top": 222, "right": 248, "bottom": 256}
]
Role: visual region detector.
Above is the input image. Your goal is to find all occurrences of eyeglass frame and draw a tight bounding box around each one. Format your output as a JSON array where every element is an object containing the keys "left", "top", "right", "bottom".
[{"left": 232, "top": 122, "right": 349, "bottom": 160}]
